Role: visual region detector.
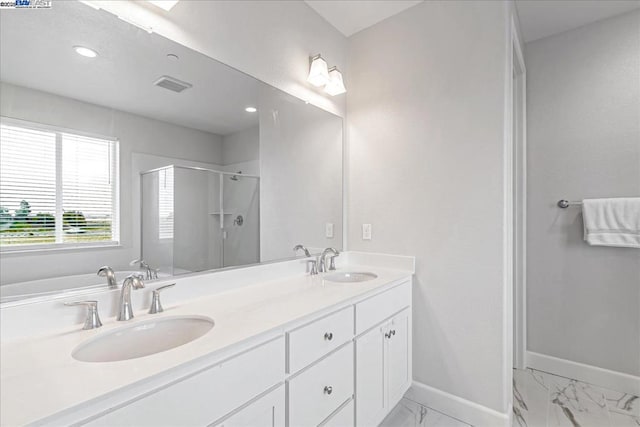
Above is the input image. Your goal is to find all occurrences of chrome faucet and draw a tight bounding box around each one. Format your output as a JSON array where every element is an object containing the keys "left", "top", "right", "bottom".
[
  {"left": 319, "top": 248, "right": 340, "bottom": 273},
  {"left": 294, "top": 244, "right": 318, "bottom": 275},
  {"left": 117, "top": 274, "right": 145, "bottom": 321},
  {"left": 130, "top": 258, "right": 158, "bottom": 280},
  {"left": 293, "top": 244, "right": 311, "bottom": 257},
  {"left": 97, "top": 266, "right": 117, "bottom": 288}
]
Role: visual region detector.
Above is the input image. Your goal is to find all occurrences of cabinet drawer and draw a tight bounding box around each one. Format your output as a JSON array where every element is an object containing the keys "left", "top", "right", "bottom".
[
  {"left": 288, "top": 342, "right": 354, "bottom": 427},
  {"left": 215, "top": 385, "right": 285, "bottom": 427},
  {"left": 355, "top": 281, "right": 410, "bottom": 335},
  {"left": 82, "top": 337, "right": 285, "bottom": 427},
  {"left": 288, "top": 306, "right": 354, "bottom": 373},
  {"left": 321, "top": 399, "right": 354, "bottom": 427}
]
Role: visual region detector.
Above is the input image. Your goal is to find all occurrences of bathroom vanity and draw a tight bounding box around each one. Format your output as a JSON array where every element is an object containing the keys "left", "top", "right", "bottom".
[{"left": 0, "top": 253, "right": 414, "bottom": 426}]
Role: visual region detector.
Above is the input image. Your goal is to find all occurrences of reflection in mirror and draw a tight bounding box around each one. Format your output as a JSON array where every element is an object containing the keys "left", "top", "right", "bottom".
[
  {"left": 0, "top": 1, "right": 342, "bottom": 303},
  {"left": 141, "top": 166, "right": 260, "bottom": 276}
]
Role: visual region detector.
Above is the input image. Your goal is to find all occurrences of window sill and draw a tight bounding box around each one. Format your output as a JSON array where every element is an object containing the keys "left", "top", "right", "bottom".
[{"left": 0, "top": 242, "right": 122, "bottom": 256}]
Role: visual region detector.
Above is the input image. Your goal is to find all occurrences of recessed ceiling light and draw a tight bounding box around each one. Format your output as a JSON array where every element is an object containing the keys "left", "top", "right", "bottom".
[
  {"left": 148, "top": 0, "right": 179, "bottom": 11},
  {"left": 167, "top": 53, "right": 179, "bottom": 61},
  {"left": 73, "top": 46, "right": 98, "bottom": 58},
  {"left": 245, "top": 107, "right": 257, "bottom": 113}
]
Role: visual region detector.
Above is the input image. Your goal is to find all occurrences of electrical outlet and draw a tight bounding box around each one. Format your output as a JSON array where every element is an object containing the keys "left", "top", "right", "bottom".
[
  {"left": 362, "top": 224, "right": 372, "bottom": 240},
  {"left": 325, "top": 222, "right": 334, "bottom": 238}
]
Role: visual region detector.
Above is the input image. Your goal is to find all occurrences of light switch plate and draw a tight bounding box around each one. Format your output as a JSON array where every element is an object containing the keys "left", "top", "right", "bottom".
[
  {"left": 362, "top": 224, "right": 372, "bottom": 240},
  {"left": 325, "top": 222, "right": 334, "bottom": 238}
]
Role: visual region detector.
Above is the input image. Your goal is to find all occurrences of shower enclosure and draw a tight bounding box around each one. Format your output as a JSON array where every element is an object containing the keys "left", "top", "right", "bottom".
[{"left": 141, "top": 165, "right": 260, "bottom": 276}]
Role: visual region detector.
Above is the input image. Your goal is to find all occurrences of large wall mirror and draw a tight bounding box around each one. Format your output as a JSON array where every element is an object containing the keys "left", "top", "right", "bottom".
[{"left": 0, "top": 1, "right": 343, "bottom": 303}]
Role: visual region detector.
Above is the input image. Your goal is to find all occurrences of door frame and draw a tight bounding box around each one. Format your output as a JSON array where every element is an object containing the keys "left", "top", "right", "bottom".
[{"left": 511, "top": 18, "right": 527, "bottom": 370}]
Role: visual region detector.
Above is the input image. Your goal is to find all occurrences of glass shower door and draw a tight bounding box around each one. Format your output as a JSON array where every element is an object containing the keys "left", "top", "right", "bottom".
[{"left": 221, "top": 173, "right": 260, "bottom": 268}]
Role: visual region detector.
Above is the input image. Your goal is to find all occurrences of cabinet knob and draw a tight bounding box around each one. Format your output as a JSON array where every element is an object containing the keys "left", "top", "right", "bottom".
[
  {"left": 391, "top": 329, "right": 396, "bottom": 336},
  {"left": 324, "top": 332, "right": 334, "bottom": 341},
  {"left": 385, "top": 331, "right": 392, "bottom": 339},
  {"left": 324, "top": 386, "right": 333, "bottom": 395}
]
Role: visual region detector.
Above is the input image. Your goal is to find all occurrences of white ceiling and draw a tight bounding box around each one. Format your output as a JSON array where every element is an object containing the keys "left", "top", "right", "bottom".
[
  {"left": 304, "top": 0, "right": 423, "bottom": 37},
  {"left": 515, "top": 0, "right": 640, "bottom": 42},
  {"left": 0, "top": 1, "right": 259, "bottom": 136}
]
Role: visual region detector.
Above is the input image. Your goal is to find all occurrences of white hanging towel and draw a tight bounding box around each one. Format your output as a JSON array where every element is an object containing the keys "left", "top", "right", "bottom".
[{"left": 582, "top": 198, "right": 640, "bottom": 248}]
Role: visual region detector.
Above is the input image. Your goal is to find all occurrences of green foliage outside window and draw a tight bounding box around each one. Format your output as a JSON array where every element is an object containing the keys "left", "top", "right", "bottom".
[{"left": 0, "top": 200, "right": 111, "bottom": 246}]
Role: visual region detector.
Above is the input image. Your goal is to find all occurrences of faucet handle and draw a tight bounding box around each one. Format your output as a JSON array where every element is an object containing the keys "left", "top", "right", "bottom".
[
  {"left": 328, "top": 254, "right": 339, "bottom": 271},
  {"left": 149, "top": 283, "right": 175, "bottom": 314},
  {"left": 307, "top": 259, "right": 318, "bottom": 275},
  {"left": 65, "top": 300, "right": 102, "bottom": 330}
]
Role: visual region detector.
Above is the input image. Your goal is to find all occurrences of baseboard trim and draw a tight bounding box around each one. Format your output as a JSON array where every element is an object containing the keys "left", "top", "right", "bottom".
[
  {"left": 406, "top": 381, "right": 511, "bottom": 427},
  {"left": 527, "top": 351, "right": 640, "bottom": 395}
]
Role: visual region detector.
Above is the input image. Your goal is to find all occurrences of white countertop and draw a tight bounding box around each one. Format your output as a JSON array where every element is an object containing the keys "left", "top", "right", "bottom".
[{"left": 0, "top": 265, "right": 412, "bottom": 426}]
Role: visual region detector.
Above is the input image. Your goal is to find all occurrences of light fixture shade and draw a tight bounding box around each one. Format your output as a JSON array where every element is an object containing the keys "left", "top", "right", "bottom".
[
  {"left": 324, "top": 67, "right": 346, "bottom": 96},
  {"left": 307, "top": 55, "right": 329, "bottom": 87}
]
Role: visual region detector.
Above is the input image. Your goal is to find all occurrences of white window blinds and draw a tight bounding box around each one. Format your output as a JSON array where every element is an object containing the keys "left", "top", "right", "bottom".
[
  {"left": 158, "top": 167, "right": 174, "bottom": 240},
  {"left": 0, "top": 118, "right": 119, "bottom": 250}
]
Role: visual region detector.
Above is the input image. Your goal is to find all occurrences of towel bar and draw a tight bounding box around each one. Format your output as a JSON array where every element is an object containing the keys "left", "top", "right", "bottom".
[{"left": 558, "top": 199, "right": 582, "bottom": 208}]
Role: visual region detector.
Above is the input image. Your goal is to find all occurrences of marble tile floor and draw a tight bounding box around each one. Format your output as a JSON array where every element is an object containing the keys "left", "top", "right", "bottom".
[
  {"left": 380, "top": 369, "right": 638, "bottom": 427},
  {"left": 381, "top": 398, "right": 471, "bottom": 427},
  {"left": 513, "top": 368, "right": 639, "bottom": 427}
]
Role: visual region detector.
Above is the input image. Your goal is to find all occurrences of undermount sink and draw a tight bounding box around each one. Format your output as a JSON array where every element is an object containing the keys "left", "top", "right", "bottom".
[
  {"left": 324, "top": 272, "right": 378, "bottom": 283},
  {"left": 72, "top": 315, "right": 214, "bottom": 363}
]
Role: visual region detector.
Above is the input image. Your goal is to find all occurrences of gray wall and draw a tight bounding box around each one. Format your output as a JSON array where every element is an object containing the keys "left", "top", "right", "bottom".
[
  {"left": 221, "top": 127, "right": 260, "bottom": 267},
  {"left": 526, "top": 11, "right": 640, "bottom": 376},
  {"left": 259, "top": 87, "right": 343, "bottom": 262},
  {"left": 222, "top": 126, "right": 259, "bottom": 166},
  {"left": 347, "top": 1, "right": 512, "bottom": 414},
  {"left": 0, "top": 82, "right": 223, "bottom": 284}
]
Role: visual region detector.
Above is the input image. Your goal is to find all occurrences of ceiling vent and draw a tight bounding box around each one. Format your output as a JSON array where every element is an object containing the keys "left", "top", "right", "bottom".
[{"left": 153, "top": 75, "right": 193, "bottom": 93}]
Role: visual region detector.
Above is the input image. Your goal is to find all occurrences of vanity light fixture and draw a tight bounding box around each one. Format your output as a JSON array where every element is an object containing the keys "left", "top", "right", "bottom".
[
  {"left": 307, "top": 54, "right": 330, "bottom": 87},
  {"left": 73, "top": 46, "right": 98, "bottom": 58},
  {"left": 245, "top": 107, "right": 258, "bottom": 113},
  {"left": 324, "top": 67, "right": 346, "bottom": 96},
  {"left": 148, "top": 0, "right": 180, "bottom": 11}
]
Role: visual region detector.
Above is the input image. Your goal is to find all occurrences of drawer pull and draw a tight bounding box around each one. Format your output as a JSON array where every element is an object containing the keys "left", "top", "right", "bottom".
[
  {"left": 324, "top": 332, "right": 334, "bottom": 341},
  {"left": 324, "top": 385, "right": 333, "bottom": 395}
]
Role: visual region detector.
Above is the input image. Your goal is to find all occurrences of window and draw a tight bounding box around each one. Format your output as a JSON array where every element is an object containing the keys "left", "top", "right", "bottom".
[
  {"left": 158, "top": 167, "right": 174, "bottom": 240},
  {"left": 0, "top": 118, "right": 119, "bottom": 250}
]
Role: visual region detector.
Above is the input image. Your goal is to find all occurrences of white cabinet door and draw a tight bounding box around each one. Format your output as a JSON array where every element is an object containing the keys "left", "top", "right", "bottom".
[
  {"left": 321, "top": 399, "right": 354, "bottom": 427},
  {"left": 355, "top": 325, "right": 386, "bottom": 427},
  {"left": 216, "top": 385, "right": 285, "bottom": 427},
  {"left": 386, "top": 309, "right": 411, "bottom": 407}
]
